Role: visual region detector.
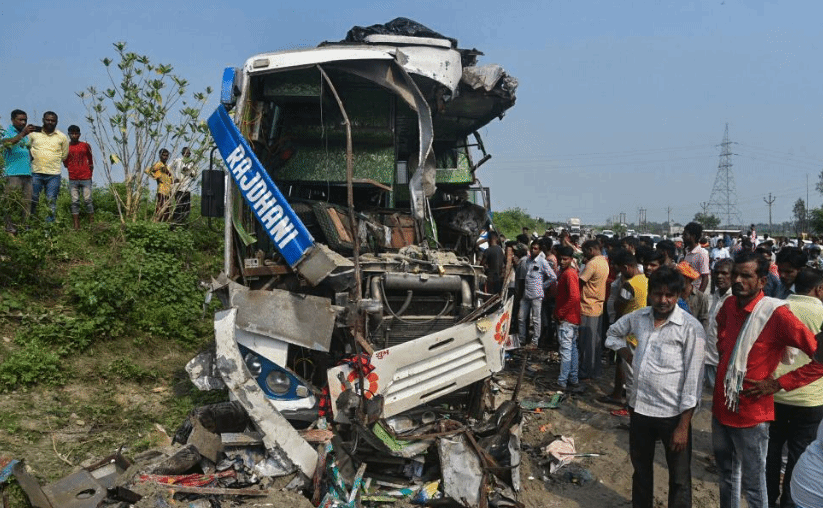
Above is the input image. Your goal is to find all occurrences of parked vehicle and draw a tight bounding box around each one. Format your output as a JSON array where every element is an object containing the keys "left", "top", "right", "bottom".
[{"left": 568, "top": 217, "right": 581, "bottom": 234}]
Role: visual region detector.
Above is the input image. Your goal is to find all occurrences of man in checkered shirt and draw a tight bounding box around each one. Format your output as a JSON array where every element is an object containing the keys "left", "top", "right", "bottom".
[
  {"left": 605, "top": 266, "right": 706, "bottom": 508},
  {"left": 518, "top": 240, "right": 556, "bottom": 347}
]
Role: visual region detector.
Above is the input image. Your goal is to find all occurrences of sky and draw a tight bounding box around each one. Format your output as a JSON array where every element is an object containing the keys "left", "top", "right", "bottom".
[{"left": 3, "top": 0, "right": 822, "bottom": 227}]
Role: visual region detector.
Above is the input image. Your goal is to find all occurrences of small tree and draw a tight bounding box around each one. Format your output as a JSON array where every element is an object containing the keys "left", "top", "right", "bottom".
[
  {"left": 693, "top": 212, "right": 721, "bottom": 230},
  {"left": 78, "top": 42, "right": 212, "bottom": 223},
  {"left": 793, "top": 198, "right": 807, "bottom": 234}
]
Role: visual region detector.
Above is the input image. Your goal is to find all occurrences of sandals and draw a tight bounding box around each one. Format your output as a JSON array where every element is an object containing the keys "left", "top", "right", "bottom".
[{"left": 610, "top": 408, "right": 629, "bottom": 417}]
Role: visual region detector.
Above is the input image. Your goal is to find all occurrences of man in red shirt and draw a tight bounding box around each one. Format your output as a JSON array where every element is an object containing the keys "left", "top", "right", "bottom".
[
  {"left": 553, "top": 246, "right": 581, "bottom": 390},
  {"left": 712, "top": 250, "right": 823, "bottom": 508},
  {"left": 63, "top": 125, "right": 94, "bottom": 229}
]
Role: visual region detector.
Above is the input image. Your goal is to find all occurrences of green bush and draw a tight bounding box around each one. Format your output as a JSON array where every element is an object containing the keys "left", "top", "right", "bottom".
[
  {"left": 0, "top": 184, "right": 222, "bottom": 391},
  {"left": 0, "top": 343, "right": 64, "bottom": 390},
  {"left": 67, "top": 226, "right": 204, "bottom": 341}
]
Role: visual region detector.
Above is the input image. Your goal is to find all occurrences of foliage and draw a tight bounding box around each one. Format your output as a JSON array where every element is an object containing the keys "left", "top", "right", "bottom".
[
  {"left": 810, "top": 208, "right": 823, "bottom": 234},
  {"left": 0, "top": 185, "right": 223, "bottom": 392},
  {"left": 693, "top": 212, "right": 721, "bottom": 230},
  {"left": 492, "top": 207, "right": 555, "bottom": 240},
  {"left": 793, "top": 198, "right": 807, "bottom": 234},
  {"left": 67, "top": 222, "right": 205, "bottom": 341},
  {"left": 78, "top": 42, "right": 212, "bottom": 223},
  {"left": 0, "top": 343, "right": 63, "bottom": 390}
]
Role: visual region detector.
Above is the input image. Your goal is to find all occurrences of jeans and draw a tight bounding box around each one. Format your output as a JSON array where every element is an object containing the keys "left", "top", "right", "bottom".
[
  {"left": 630, "top": 410, "right": 692, "bottom": 508},
  {"left": 712, "top": 417, "right": 769, "bottom": 508},
  {"left": 579, "top": 314, "right": 603, "bottom": 379},
  {"left": 68, "top": 179, "right": 94, "bottom": 214},
  {"left": 519, "top": 297, "right": 542, "bottom": 344},
  {"left": 766, "top": 403, "right": 823, "bottom": 508},
  {"left": 3, "top": 175, "right": 33, "bottom": 228},
  {"left": 31, "top": 173, "right": 61, "bottom": 222},
  {"left": 557, "top": 321, "right": 579, "bottom": 386}
]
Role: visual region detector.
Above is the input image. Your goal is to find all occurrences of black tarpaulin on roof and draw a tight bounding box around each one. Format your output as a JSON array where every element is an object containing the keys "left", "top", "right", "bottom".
[{"left": 344, "top": 17, "right": 458, "bottom": 48}]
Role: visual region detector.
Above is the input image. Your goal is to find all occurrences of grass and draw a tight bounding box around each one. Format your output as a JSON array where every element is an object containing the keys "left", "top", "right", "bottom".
[{"left": 0, "top": 188, "right": 229, "bottom": 490}]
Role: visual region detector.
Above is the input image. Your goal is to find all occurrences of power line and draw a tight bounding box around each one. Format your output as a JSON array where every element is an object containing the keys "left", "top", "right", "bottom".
[
  {"left": 736, "top": 143, "right": 823, "bottom": 164},
  {"left": 502, "top": 154, "right": 716, "bottom": 170}
]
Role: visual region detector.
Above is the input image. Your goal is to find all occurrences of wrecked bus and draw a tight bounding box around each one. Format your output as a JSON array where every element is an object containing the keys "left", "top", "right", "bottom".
[{"left": 194, "top": 19, "right": 518, "bottom": 477}]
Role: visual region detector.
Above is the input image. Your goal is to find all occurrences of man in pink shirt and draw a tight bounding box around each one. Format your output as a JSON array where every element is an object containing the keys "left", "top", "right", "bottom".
[{"left": 682, "top": 222, "right": 710, "bottom": 293}]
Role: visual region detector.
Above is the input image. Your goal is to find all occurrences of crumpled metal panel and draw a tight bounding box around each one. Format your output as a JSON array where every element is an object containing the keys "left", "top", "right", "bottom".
[
  {"left": 438, "top": 435, "right": 482, "bottom": 508},
  {"left": 229, "top": 284, "right": 338, "bottom": 352},
  {"left": 328, "top": 297, "right": 513, "bottom": 421},
  {"left": 214, "top": 308, "right": 318, "bottom": 477},
  {"left": 462, "top": 64, "right": 506, "bottom": 92}
]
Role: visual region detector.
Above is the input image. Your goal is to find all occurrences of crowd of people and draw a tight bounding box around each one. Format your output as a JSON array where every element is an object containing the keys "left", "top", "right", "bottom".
[
  {"left": 1, "top": 109, "right": 195, "bottom": 231},
  {"left": 480, "top": 222, "right": 823, "bottom": 508}
]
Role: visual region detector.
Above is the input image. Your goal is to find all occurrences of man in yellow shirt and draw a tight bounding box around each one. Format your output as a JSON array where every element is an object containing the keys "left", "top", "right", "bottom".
[
  {"left": 145, "top": 148, "right": 172, "bottom": 222},
  {"left": 579, "top": 239, "right": 609, "bottom": 380},
  {"left": 766, "top": 267, "right": 823, "bottom": 508},
  {"left": 29, "top": 111, "right": 69, "bottom": 223},
  {"left": 601, "top": 248, "right": 649, "bottom": 408}
]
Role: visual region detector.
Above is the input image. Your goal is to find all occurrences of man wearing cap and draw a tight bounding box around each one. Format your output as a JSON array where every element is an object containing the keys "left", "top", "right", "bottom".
[
  {"left": 712, "top": 250, "right": 823, "bottom": 508},
  {"left": 676, "top": 262, "right": 709, "bottom": 329}
]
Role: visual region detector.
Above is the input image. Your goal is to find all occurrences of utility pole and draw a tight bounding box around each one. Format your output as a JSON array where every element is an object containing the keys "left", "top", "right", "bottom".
[
  {"left": 764, "top": 193, "right": 775, "bottom": 234},
  {"left": 700, "top": 202, "right": 710, "bottom": 215}
]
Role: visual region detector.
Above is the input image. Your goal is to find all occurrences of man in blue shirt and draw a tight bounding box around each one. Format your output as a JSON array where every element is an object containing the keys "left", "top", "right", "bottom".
[{"left": 1, "top": 109, "right": 36, "bottom": 233}]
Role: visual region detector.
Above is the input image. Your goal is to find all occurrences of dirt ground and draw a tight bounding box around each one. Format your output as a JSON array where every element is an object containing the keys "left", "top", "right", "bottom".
[
  {"left": 501, "top": 348, "right": 721, "bottom": 508},
  {"left": 0, "top": 346, "right": 724, "bottom": 507}
]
